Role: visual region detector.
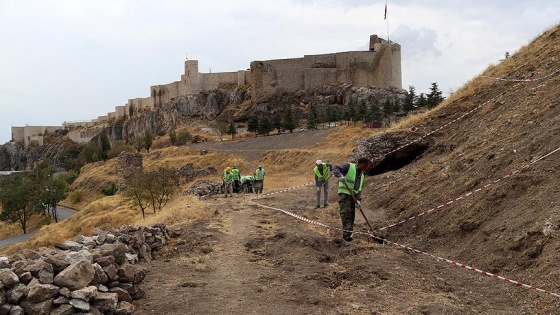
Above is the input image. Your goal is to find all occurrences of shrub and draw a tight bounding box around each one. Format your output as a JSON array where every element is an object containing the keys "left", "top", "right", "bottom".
[
  {"left": 68, "top": 190, "right": 84, "bottom": 203},
  {"left": 101, "top": 182, "right": 117, "bottom": 196}
]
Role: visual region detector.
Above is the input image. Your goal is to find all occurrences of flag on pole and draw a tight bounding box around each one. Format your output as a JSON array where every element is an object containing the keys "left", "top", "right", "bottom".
[{"left": 384, "top": 2, "right": 387, "bottom": 20}]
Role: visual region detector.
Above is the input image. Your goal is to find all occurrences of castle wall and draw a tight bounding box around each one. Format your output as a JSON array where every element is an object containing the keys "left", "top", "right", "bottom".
[
  {"left": 21, "top": 126, "right": 62, "bottom": 147},
  {"left": 11, "top": 127, "right": 24, "bottom": 142},
  {"left": 10, "top": 35, "right": 400, "bottom": 148},
  {"left": 249, "top": 43, "right": 401, "bottom": 100}
]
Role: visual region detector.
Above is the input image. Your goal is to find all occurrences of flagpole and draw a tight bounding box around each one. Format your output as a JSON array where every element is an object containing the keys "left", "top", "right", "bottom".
[{"left": 385, "top": 1, "right": 390, "bottom": 43}]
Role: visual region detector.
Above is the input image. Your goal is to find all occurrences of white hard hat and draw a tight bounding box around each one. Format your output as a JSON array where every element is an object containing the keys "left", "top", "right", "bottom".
[{"left": 316, "top": 160, "right": 323, "bottom": 165}]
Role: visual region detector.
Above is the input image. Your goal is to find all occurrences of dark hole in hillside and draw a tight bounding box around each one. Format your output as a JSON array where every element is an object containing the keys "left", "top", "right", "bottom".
[{"left": 368, "top": 143, "right": 430, "bottom": 175}]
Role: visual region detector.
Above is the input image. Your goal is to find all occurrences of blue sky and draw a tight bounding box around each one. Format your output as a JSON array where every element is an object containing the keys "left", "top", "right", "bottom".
[{"left": 1, "top": 0, "right": 558, "bottom": 143}]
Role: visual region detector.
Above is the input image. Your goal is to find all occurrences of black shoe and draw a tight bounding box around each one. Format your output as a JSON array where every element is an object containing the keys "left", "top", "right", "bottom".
[
  {"left": 315, "top": 205, "right": 320, "bottom": 209},
  {"left": 324, "top": 204, "right": 329, "bottom": 207},
  {"left": 343, "top": 235, "right": 353, "bottom": 242}
]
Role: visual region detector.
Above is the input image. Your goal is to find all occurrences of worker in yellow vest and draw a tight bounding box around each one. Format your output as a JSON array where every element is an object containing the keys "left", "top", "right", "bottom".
[
  {"left": 332, "top": 157, "right": 368, "bottom": 242},
  {"left": 223, "top": 167, "right": 234, "bottom": 198},
  {"left": 231, "top": 166, "right": 241, "bottom": 193},
  {"left": 253, "top": 165, "right": 266, "bottom": 194},
  {"left": 313, "top": 160, "right": 332, "bottom": 208}
]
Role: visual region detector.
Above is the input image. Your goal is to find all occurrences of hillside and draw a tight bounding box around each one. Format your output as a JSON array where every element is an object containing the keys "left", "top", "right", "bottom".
[
  {"left": 131, "top": 24, "right": 560, "bottom": 314},
  {"left": 2, "top": 24, "right": 559, "bottom": 315}
]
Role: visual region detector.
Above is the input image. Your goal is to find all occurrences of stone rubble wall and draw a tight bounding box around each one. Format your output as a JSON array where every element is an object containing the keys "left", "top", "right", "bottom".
[
  {"left": 184, "top": 180, "right": 224, "bottom": 200},
  {"left": 0, "top": 223, "right": 169, "bottom": 315}
]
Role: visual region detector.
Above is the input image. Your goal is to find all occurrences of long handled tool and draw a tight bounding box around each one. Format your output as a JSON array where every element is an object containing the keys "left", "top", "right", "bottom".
[
  {"left": 340, "top": 179, "right": 374, "bottom": 233},
  {"left": 341, "top": 179, "right": 386, "bottom": 244},
  {"left": 302, "top": 176, "right": 331, "bottom": 209}
]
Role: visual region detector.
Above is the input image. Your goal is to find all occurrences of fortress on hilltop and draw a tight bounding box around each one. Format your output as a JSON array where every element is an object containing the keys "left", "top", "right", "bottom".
[{"left": 11, "top": 35, "right": 401, "bottom": 147}]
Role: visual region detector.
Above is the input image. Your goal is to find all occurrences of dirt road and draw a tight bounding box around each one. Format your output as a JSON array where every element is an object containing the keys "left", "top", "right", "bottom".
[{"left": 134, "top": 186, "right": 534, "bottom": 315}]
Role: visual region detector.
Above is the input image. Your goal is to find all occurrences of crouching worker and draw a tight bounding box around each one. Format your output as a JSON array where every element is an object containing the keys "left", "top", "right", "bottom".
[{"left": 240, "top": 175, "right": 254, "bottom": 193}]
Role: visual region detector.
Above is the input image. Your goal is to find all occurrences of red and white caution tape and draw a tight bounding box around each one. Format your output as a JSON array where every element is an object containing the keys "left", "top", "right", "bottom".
[
  {"left": 250, "top": 200, "right": 560, "bottom": 298},
  {"left": 481, "top": 67, "right": 560, "bottom": 82},
  {"left": 361, "top": 230, "right": 560, "bottom": 298}
]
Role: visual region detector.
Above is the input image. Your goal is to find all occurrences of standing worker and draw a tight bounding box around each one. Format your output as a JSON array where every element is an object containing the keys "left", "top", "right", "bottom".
[
  {"left": 332, "top": 157, "right": 369, "bottom": 242},
  {"left": 231, "top": 166, "right": 241, "bottom": 193},
  {"left": 253, "top": 164, "right": 266, "bottom": 194},
  {"left": 223, "top": 167, "right": 234, "bottom": 198},
  {"left": 314, "top": 160, "right": 332, "bottom": 208}
]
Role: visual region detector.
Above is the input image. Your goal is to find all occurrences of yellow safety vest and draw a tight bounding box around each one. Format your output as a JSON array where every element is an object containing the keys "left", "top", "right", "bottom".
[
  {"left": 313, "top": 164, "right": 330, "bottom": 181},
  {"left": 337, "top": 163, "right": 364, "bottom": 195}
]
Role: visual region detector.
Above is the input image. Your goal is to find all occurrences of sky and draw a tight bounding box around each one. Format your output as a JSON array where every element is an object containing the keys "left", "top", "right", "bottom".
[{"left": 1, "top": 1, "right": 559, "bottom": 144}]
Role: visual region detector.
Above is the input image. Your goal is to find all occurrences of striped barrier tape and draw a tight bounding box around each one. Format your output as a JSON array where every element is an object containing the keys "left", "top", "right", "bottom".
[
  {"left": 481, "top": 67, "right": 560, "bottom": 82},
  {"left": 375, "top": 144, "right": 560, "bottom": 233},
  {"left": 250, "top": 200, "right": 560, "bottom": 298}
]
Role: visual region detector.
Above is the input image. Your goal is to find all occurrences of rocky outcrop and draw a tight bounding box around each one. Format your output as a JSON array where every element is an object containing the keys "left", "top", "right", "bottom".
[
  {"left": 352, "top": 130, "right": 432, "bottom": 175},
  {"left": 0, "top": 224, "right": 169, "bottom": 314}
]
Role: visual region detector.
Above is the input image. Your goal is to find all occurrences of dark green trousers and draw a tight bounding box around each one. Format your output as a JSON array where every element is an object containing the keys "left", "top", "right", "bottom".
[{"left": 338, "top": 193, "right": 355, "bottom": 239}]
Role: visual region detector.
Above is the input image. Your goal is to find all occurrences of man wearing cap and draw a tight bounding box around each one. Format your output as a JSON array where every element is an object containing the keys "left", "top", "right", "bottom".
[{"left": 314, "top": 160, "right": 332, "bottom": 208}]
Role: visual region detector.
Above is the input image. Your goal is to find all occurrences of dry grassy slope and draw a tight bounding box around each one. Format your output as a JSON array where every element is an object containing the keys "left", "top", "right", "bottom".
[{"left": 362, "top": 24, "right": 560, "bottom": 298}]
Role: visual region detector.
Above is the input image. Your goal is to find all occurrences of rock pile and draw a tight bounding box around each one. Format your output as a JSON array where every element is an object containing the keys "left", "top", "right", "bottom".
[
  {"left": 0, "top": 223, "right": 169, "bottom": 315},
  {"left": 184, "top": 180, "right": 223, "bottom": 199},
  {"left": 176, "top": 164, "right": 216, "bottom": 182}
]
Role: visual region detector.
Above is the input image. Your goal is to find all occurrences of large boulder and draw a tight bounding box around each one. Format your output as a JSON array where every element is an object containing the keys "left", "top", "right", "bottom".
[
  {"left": 53, "top": 260, "right": 95, "bottom": 290},
  {"left": 19, "top": 298, "right": 54, "bottom": 315},
  {"left": 0, "top": 269, "right": 19, "bottom": 288},
  {"left": 26, "top": 280, "right": 59, "bottom": 302}
]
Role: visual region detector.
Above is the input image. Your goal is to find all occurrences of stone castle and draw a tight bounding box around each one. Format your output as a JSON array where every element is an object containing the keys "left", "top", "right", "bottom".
[{"left": 11, "top": 35, "right": 401, "bottom": 147}]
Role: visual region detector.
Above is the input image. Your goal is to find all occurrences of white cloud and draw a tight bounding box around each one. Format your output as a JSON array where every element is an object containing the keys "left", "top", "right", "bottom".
[{"left": 1, "top": 0, "right": 559, "bottom": 144}]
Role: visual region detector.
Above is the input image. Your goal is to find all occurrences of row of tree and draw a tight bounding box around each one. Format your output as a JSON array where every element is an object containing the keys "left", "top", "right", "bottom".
[{"left": 235, "top": 82, "right": 445, "bottom": 135}]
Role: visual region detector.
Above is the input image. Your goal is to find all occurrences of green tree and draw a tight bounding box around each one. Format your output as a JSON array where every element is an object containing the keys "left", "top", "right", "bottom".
[
  {"left": 143, "top": 128, "right": 154, "bottom": 152},
  {"left": 282, "top": 106, "right": 297, "bottom": 133},
  {"left": 272, "top": 113, "right": 283, "bottom": 134},
  {"left": 99, "top": 128, "right": 111, "bottom": 161},
  {"left": 176, "top": 130, "right": 192, "bottom": 145},
  {"left": 393, "top": 97, "right": 401, "bottom": 113},
  {"left": 213, "top": 121, "right": 228, "bottom": 141},
  {"left": 247, "top": 116, "right": 259, "bottom": 136},
  {"left": 41, "top": 175, "right": 68, "bottom": 222},
  {"left": 383, "top": 98, "right": 393, "bottom": 117},
  {"left": 0, "top": 174, "right": 43, "bottom": 234},
  {"left": 258, "top": 117, "right": 272, "bottom": 136},
  {"left": 427, "top": 82, "right": 445, "bottom": 108},
  {"left": 368, "top": 99, "right": 382, "bottom": 121},
  {"left": 227, "top": 121, "right": 237, "bottom": 140},
  {"left": 357, "top": 101, "right": 368, "bottom": 123},
  {"left": 124, "top": 167, "right": 179, "bottom": 219},
  {"left": 306, "top": 104, "right": 318, "bottom": 130},
  {"left": 403, "top": 85, "right": 416, "bottom": 112},
  {"left": 417, "top": 93, "right": 427, "bottom": 108},
  {"left": 124, "top": 172, "right": 151, "bottom": 220}
]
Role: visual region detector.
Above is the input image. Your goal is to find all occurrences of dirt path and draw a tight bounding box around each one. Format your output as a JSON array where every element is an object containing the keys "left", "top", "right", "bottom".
[{"left": 134, "top": 187, "right": 539, "bottom": 315}]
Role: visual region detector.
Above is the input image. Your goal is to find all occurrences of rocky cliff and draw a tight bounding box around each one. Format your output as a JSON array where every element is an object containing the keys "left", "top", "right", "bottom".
[{"left": 0, "top": 83, "right": 403, "bottom": 171}]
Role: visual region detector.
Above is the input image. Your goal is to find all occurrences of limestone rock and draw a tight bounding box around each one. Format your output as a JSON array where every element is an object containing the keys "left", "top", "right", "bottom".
[
  {"left": 116, "top": 300, "right": 135, "bottom": 315},
  {"left": 0, "top": 269, "right": 19, "bottom": 288},
  {"left": 53, "top": 260, "right": 95, "bottom": 291},
  {"left": 19, "top": 298, "right": 53, "bottom": 315},
  {"left": 26, "top": 281, "right": 59, "bottom": 302},
  {"left": 49, "top": 304, "right": 75, "bottom": 315},
  {"left": 69, "top": 298, "right": 90, "bottom": 311},
  {"left": 71, "top": 285, "right": 98, "bottom": 301}
]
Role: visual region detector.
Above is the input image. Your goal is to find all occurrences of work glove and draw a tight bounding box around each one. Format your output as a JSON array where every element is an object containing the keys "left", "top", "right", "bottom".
[
  {"left": 338, "top": 176, "right": 347, "bottom": 183},
  {"left": 356, "top": 200, "right": 362, "bottom": 208}
]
